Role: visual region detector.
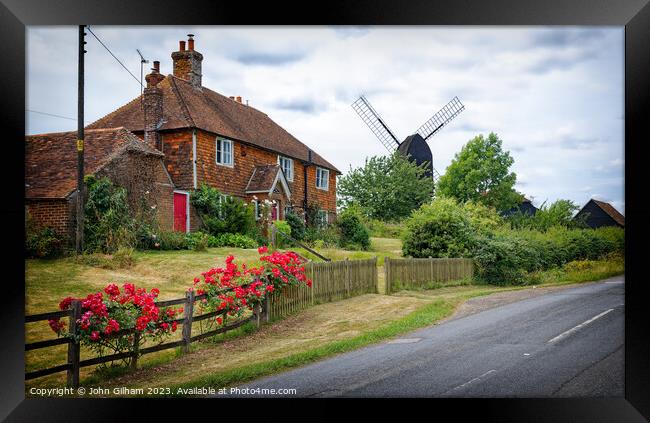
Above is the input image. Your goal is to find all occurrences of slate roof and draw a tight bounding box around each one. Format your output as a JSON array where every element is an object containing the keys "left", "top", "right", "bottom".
[
  {"left": 590, "top": 199, "right": 625, "bottom": 227},
  {"left": 87, "top": 75, "right": 339, "bottom": 173},
  {"left": 25, "top": 127, "right": 163, "bottom": 199}
]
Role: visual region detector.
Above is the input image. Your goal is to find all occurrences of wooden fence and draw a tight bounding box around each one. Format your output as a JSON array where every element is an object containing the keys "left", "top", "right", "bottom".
[
  {"left": 25, "top": 286, "right": 267, "bottom": 388},
  {"left": 268, "top": 257, "right": 378, "bottom": 319},
  {"left": 384, "top": 257, "right": 474, "bottom": 293}
]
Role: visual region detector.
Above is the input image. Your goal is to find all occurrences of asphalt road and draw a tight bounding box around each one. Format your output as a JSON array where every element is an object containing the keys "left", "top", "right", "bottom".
[{"left": 229, "top": 276, "right": 624, "bottom": 398}]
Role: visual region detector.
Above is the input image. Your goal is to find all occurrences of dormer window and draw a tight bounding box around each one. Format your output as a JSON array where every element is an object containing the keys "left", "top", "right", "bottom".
[
  {"left": 216, "top": 138, "right": 233, "bottom": 167},
  {"left": 278, "top": 155, "right": 294, "bottom": 181}
]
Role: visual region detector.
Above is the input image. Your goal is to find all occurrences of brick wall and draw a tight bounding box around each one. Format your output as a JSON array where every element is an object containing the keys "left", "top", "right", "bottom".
[
  {"left": 193, "top": 128, "right": 337, "bottom": 216},
  {"left": 26, "top": 198, "right": 74, "bottom": 240}
]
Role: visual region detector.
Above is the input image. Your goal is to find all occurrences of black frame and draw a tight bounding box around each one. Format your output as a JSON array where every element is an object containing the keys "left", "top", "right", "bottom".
[{"left": 2, "top": 0, "right": 649, "bottom": 421}]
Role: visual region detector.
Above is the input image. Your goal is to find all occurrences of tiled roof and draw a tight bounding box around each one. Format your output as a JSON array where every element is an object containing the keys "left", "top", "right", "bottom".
[
  {"left": 592, "top": 199, "right": 625, "bottom": 227},
  {"left": 25, "top": 127, "right": 163, "bottom": 199},
  {"left": 245, "top": 164, "right": 281, "bottom": 193},
  {"left": 87, "top": 75, "right": 340, "bottom": 173}
]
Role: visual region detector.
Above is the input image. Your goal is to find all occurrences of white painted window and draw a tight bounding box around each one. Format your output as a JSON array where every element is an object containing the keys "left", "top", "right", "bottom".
[
  {"left": 316, "top": 210, "right": 328, "bottom": 227},
  {"left": 253, "top": 200, "right": 260, "bottom": 221},
  {"left": 316, "top": 167, "right": 329, "bottom": 190},
  {"left": 278, "top": 156, "right": 294, "bottom": 181},
  {"left": 216, "top": 138, "right": 233, "bottom": 167}
]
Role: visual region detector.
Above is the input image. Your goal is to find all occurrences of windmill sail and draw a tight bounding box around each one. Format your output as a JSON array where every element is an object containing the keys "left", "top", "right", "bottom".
[
  {"left": 352, "top": 96, "right": 400, "bottom": 153},
  {"left": 417, "top": 96, "right": 465, "bottom": 141}
]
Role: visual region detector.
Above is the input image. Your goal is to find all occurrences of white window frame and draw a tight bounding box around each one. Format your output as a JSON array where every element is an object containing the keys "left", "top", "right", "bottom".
[
  {"left": 316, "top": 167, "right": 329, "bottom": 191},
  {"left": 216, "top": 138, "right": 234, "bottom": 167},
  {"left": 317, "top": 210, "right": 328, "bottom": 227},
  {"left": 277, "top": 155, "right": 294, "bottom": 182},
  {"left": 253, "top": 200, "right": 260, "bottom": 221}
]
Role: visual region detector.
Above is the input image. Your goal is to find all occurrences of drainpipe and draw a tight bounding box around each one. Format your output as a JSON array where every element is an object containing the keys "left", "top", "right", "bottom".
[
  {"left": 303, "top": 149, "right": 312, "bottom": 219},
  {"left": 192, "top": 129, "right": 198, "bottom": 189}
]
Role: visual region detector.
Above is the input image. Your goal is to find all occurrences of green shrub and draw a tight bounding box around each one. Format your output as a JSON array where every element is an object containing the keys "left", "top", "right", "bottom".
[
  {"left": 185, "top": 231, "right": 210, "bottom": 252},
  {"left": 304, "top": 226, "right": 341, "bottom": 248},
  {"left": 83, "top": 176, "right": 136, "bottom": 253},
  {"left": 472, "top": 227, "right": 624, "bottom": 285},
  {"left": 209, "top": 233, "right": 258, "bottom": 249},
  {"left": 158, "top": 231, "right": 188, "bottom": 250},
  {"left": 272, "top": 220, "right": 292, "bottom": 248},
  {"left": 74, "top": 247, "right": 136, "bottom": 269},
  {"left": 402, "top": 197, "right": 476, "bottom": 258},
  {"left": 365, "top": 219, "right": 404, "bottom": 238},
  {"left": 190, "top": 184, "right": 254, "bottom": 236},
  {"left": 285, "top": 212, "right": 306, "bottom": 241},
  {"left": 336, "top": 208, "right": 371, "bottom": 250},
  {"left": 25, "top": 214, "right": 64, "bottom": 258}
]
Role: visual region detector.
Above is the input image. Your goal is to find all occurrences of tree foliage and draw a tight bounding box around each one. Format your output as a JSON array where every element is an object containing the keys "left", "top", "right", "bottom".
[
  {"left": 337, "top": 152, "right": 434, "bottom": 221},
  {"left": 507, "top": 199, "right": 583, "bottom": 231},
  {"left": 437, "top": 132, "right": 520, "bottom": 212}
]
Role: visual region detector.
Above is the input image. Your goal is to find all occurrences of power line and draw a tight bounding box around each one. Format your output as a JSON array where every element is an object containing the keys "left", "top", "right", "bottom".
[
  {"left": 26, "top": 109, "right": 77, "bottom": 121},
  {"left": 86, "top": 26, "right": 142, "bottom": 87}
]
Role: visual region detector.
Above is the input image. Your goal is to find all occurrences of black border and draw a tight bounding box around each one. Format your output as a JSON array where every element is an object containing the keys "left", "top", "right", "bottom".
[{"left": 2, "top": 0, "right": 649, "bottom": 421}]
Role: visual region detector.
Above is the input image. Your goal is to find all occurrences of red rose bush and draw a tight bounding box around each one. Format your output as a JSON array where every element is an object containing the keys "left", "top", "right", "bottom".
[
  {"left": 49, "top": 282, "right": 182, "bottom": 365},
  {"left": 193, "top": 246, "right": 312, "bottom": 325}
]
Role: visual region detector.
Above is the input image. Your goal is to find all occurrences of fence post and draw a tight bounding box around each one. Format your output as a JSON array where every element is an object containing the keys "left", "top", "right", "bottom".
[
  {"left": 263, "top": 295, "right": 270, "bottom": 323},
  {"left": 345, "top": 258, "right": 351, "bottom": 298},
  {"left": 182, "top": 290, "right": 195, "bottom": 354},
  {"left": 374, "top": 257, "right": 379, "bottom": 294},
  {"left": 130, "top": 332, "right": 140, "bottom": 371},
  {"left": 310, "top": 264, "right": 315, "bottom": 305},
  {"left": 384, "top": 257, "right": 390, "bottom": 294},
  {"left": 67, "top": 300, "right": 81, "bottom": 388}
]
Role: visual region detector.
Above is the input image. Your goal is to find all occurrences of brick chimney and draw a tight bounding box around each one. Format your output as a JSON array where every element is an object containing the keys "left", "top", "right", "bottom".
[
  {"left": 143, "top": 61, "right": 164, "bottom": 150},
  {"left": 172, "top": 34, "right": 203, "bottom": 88}
]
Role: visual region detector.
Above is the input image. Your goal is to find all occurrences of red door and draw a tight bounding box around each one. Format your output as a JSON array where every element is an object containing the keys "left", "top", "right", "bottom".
[
  {"left": 173, "top": 192, "right": 187, "bottom": 232},
  {"left": 271, "top": 202, "right": 279, "bottom": 221}
]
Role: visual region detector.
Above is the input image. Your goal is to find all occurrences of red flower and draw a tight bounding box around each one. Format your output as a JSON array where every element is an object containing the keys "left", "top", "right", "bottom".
[
  {"left": 58, "top": 297, "right": 74, "bottom": 311},
  {"left": 90, "top": 331, "right": 100, "bottom": 341},
  {"left": 104, "top": 284, "right": 120, "bottom": 297},
  {"left": 216, "top": 317, "right": 223, "bottom": 325},
  {"left": 258, "top": 245, "right": 268, "bottom": 255}
]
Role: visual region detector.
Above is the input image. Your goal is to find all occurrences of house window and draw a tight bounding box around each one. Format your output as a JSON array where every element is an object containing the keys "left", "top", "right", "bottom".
[
  {"left": 216, "top": 138, "right": 233, "bottom": 167},
  {"left": 316, "top": 167, "right": 329, "bottom": 190},
  {"left": 284, "top": 204, "right": 293, "bottom": 218},
  {"left": 316, "top": 210, "right": 328, "bottom": 227},
  {"left": 278, "top": 156, "right": 294, "bottom": 181}
]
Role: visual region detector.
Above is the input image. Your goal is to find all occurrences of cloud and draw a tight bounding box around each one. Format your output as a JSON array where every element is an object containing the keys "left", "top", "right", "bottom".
[
  {"left": 531, "top": 28, "right": 607, "bottom": 48},
  {"left": 330, "top": 26, "right": 371, "bottom": 39},
  {"left": 272, "top": 97, "right": 327, "bottom": 114},
  {"left": 229, "top": 51, "right": 306, "bottom": 66}
]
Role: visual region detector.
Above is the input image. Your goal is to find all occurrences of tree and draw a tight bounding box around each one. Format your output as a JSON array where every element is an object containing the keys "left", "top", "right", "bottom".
[
  {"left": 337, "top": 152, "right": 435, "bottom": 221},
  {"left": 507, "top": 198, "right": 582, "bottom": 231},
  {"left": 437, "top": 132, "right": 520, "bottom": 212}
]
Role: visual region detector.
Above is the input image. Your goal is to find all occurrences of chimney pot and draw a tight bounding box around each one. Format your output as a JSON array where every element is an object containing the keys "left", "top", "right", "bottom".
[
  {"left": 187, "top": 34, "right": 195, "bottom": 50},
  {"left": 153, "top": 61, "right": 160, "bottom": 72},
  {"left": 236, "top": 96, "right": 242, "bottom": 103},
  {"left": 179, "top": 40, "right": 186, "bottom": 51},
  {"left": 229, "top": 96, "right": 235, "bottom": 100}
]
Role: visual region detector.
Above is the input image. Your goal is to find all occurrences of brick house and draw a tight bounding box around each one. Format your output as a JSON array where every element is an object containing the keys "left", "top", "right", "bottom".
[
  {"left": 25, "top": 127, "right": 175, "bottom": 240},
  {"left": 85, "top": 35, "right": 340, "bottom": 232}
]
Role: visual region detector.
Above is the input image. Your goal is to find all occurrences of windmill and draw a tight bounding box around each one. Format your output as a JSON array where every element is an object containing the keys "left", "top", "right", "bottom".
[{"left": 351, "top": 95, "right": 465, "bottom": 181}]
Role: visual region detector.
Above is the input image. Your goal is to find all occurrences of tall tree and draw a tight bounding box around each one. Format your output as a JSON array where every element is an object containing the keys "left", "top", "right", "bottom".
[
  {"left": 437, "top": 132, "right": 520, "bottom": 212},
  {"left": 337, "top": 152, "right": 434, "bottom": 221}
]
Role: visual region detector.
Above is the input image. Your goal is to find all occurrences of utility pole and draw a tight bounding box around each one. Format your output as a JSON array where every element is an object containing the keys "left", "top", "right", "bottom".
[{"left": 76, "top": 25, "right": 86, "bottom": 253}]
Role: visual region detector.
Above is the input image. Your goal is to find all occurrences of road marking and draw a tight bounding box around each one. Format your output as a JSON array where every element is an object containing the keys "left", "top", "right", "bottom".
[
  {"left": 523, "top": 353, "right": 530, "bottom": 356},
  {"left": 450, "top": 369, "right": 496, "bottom": 391},
  {"left": 547, "top": 308, "right": 614, "bottom": 344},
  {"left": 387, "top": 337, "right": 422, "bottom": 344},
  {"left": 605, "top": 281, "right": 623, "bottom": 284}
]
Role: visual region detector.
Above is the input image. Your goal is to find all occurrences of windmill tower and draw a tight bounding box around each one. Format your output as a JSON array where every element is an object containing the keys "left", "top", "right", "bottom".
[{"left": 351, "top": 95, "right": 465, "bottom": 181}]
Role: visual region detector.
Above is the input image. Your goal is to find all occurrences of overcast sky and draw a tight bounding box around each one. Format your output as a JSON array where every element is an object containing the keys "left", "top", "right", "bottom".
[{"left": 26, "top": 26, "right": 624, "bottom": 213}]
